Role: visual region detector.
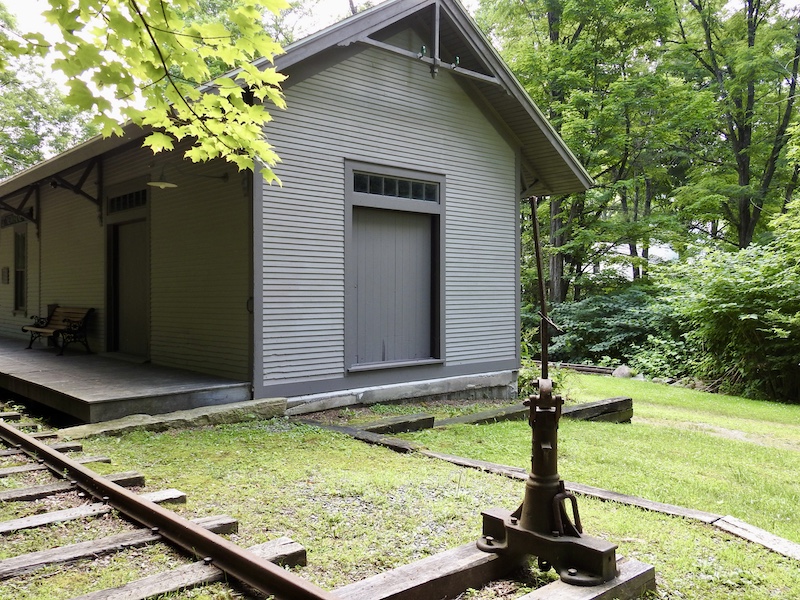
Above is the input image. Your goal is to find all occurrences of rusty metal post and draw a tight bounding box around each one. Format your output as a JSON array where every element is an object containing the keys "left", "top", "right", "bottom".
[
  {"left": 518, "top": 379, "right": 564, "bottom": 536},
  {"left": 476, "top": 198, "right": 618, "bottom": 586}
]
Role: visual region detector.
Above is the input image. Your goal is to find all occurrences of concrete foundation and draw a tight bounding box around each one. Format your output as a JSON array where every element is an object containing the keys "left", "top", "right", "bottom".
[{"left": 285, "top": 370, "right": 517, "bottom": 416}]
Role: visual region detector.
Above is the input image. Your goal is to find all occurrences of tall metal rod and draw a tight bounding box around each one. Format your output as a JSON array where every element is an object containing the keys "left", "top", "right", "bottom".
[
  {"left": 530, "top": 196, "right": 549, "bottom": 380},
  {"left": 0, "top": 422, "right": 337, "bottom": 600},
  {"left": 477, "top": 197, "right": 618, "bottom": 585}
]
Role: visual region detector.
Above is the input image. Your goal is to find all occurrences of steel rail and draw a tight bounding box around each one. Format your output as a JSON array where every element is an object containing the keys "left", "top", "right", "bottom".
[{"left": 0, "top": 421, "right": 337, "bottom": 600}]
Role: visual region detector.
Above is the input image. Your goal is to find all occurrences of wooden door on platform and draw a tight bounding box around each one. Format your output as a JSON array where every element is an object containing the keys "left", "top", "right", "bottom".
[{"left": 111, "top": 219, "right": 150, "bottom": 358}]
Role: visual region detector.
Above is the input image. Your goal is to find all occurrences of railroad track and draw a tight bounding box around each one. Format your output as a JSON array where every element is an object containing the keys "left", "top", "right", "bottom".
[
  {"left": 533, "top": 361, "right": 616, "bottom": 376},
  {"left": 0, "top": 400, "right": 334, "bottom": 600}
]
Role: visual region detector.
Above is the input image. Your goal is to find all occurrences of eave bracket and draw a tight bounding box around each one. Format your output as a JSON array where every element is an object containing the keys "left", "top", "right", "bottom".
[
  {"left": 50, "top": 157, "right": 104, "bottom": 224},
  {"left": 0, "top": 186, "right": 40, "bottom": 236}
]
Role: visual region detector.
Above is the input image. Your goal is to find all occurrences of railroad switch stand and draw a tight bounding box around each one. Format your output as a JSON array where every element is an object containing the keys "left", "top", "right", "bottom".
[{"left": 477, "top": 377, "right": 618, "bottom": 586}]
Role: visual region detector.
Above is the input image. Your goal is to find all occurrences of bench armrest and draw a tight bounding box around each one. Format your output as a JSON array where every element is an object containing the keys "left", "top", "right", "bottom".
[{"left": 28, "top": 315, "right": 49, "bottom": 328}]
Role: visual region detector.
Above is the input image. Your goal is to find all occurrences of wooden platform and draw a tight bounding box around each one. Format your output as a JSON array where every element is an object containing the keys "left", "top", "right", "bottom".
[{"left": 0, "top": 336, "right": 251, "bottom": 423}]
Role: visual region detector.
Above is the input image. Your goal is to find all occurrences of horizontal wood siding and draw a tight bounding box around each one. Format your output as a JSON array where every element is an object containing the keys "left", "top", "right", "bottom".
[
  {"left": 0, "top": 222, "right": 40, "bottom": 339},
  {"left": 259, "top": 146, "right": 345, "bottom": 382},
  {"left": 0, "top": 149, "right": 147, "bottom": 350},
  {"left": 258, "top": 46, "right": 517, "bottom": 386},
  {"left": 36, "top": 187, "right": 105, "bottom": 348},
  {"left": 0, "top": 144, "right": 250, "bottom": 381},
  {"left": 0, "top": 188, "right": 105, "bottom": 351},
  {"left": 150, "top": 160, "right": 251, "bottom": 380}
]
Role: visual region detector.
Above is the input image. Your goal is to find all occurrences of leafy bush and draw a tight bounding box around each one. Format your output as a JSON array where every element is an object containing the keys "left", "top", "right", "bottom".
[
  {"left": 656, "top": 201, "right": 800, "bottom": 402},
  {"left": 517, "top": 328, "right": 541, "bottom": 398},
  {"left": 517, "top": 328, "right": 579, "bottom": 400},
  {"left": 627, "top": 333, "right": 696, "bottom": 380},
  {"left": 522, "top": 201, "right": 800, "bottom": 401},
  {"left": 547, "top": 285, "right": 661, "bottom": 365}
]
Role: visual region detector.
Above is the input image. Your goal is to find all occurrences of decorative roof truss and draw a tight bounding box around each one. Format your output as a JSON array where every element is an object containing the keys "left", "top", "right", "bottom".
[
  {"left": 341, "top": 1, "right": 501, "bottom": 87},
  {"left": 0, "top": 185, "right": 39, "bottom": 235},
  {"left": 50, "top": 157, "right": 103, "bottom": 218}
]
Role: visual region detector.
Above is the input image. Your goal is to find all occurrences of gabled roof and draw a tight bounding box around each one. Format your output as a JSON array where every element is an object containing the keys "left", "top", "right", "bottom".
[{"left": 0, "top": 0, "right": 591, "bottom": 202}]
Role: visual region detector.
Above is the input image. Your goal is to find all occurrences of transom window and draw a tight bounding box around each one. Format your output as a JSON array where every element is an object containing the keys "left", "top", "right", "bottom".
[
  {"left": 108, "top": 189, "right": 147, "bottom": 214},
  {"left": 353, "top": 171, "right": 439, "bottom": 203},
  {"left": 1, "top": 209, "right": 33, "bottom": 229}
]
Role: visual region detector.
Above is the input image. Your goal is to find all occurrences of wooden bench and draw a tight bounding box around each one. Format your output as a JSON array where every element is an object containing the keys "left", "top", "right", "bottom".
[{"left": 22, "top": 306, "right": 94, "bottom": 355}]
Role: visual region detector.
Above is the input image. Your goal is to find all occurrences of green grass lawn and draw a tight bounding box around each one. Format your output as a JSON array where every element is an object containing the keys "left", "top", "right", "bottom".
[
  {"left": 404, "top": 375, "right": 800, "bottom": 545},
  {"left": 0, "top": 376, "right": 798, "bottom": 599}
]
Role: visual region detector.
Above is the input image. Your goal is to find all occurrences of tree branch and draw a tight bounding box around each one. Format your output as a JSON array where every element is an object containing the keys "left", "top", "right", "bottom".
[{"left": 127, "top": 0, "right": 234, "bottom": 152}]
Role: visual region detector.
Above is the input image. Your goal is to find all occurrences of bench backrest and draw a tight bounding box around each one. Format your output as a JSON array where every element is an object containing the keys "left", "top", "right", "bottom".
[{"left": 49, "top": 306, "right": 93, "bottom": 326}]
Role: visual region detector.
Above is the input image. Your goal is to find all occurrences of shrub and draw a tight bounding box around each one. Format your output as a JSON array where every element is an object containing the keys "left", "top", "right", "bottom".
[
  {"left": 656, "top": 201, "right": 800, "bottom": 402},
  {"left": 627, "top": 333, "right": 696, "bottom": 380},
  {"left": 517, "top": 328, "right": 579, "bottom": 400},
  {"left": 547, "top": 285, "right": 660, "bottom": 365}
]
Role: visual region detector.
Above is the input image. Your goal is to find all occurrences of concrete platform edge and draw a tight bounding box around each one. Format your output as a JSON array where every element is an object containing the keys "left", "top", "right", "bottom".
[{"left": 58, "top": 397, "right": 287, "bottom": 439}]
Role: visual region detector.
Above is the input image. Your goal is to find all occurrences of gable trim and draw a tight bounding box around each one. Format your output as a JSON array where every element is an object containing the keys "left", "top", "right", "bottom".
[{"left": 352, "top": 37, "right": 502, "bottom": 87}]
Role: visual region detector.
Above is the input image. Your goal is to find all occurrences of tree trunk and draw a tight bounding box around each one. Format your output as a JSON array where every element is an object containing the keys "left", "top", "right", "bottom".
[
  {"left": 641, "top": 179, "right": 653, "bottom": 278},
  {"left": 572, "top": 260, "right": 583, "bottom": 302},
  {"left": 549, "top": 196, "right": 567, "bottom": 304}
]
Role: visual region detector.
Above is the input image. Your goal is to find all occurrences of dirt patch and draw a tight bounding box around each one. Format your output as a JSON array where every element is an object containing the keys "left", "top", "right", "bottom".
[{"left": 636, "top": 417, "right": 800, "bottom": 452}]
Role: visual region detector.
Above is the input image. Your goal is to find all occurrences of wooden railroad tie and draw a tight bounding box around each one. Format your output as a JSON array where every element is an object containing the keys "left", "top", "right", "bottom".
[
  {"left": 0, "top": 455, "right": 111, "bottom": 478},
  {"left": 0, "top": 514, "right": 236, "bottom": 580},
  {"left": 70, "top": 537, "right": 307, "bottom": 600},
  {"left": 331, "top": 543, "right": 654, "bottom": 600},
  {"left": 0, "top": 441, "right": 83, "bottom": 457},
  {"left": 0, "top": 471, "right": 145, "bottom": 503},
  {"left": 0, "top": 489, "right": 186, "bottom": 535}
]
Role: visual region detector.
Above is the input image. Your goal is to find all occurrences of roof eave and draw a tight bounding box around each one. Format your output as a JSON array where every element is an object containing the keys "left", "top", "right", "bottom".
[
  {"left": 0, "top": 0, "right": 592, "bottom": 200},
  {"left": 0, "top": 123, "right": 147, "bottom": 199}
]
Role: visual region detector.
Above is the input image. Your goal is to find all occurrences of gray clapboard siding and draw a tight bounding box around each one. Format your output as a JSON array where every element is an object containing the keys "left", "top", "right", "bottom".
[
  {"left": 150, "top": 158, "right": 251, "bottom": 380},
  {"left": 36, "top": 186, "right": 106, "bottom": 349},
  {"left": 258, "top": 44, "right": 517, "bottom": 388}
]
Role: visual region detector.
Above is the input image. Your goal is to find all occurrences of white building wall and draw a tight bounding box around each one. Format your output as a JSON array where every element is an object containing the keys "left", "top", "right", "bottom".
[
  {"left": 39, "top": 187, "right": 106, "bottom": 345},
  {"left": 0, "top": 220, "right": 41, "bottom": 339}
]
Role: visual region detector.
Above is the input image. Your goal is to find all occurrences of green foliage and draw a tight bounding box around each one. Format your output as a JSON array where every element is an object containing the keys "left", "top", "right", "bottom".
[
  {"left": 518, "top": 328, "right": 579, "bottom": 400},
  {"left": 663, "top": 0, "right": 800, "bottom": 248},
  {"left": 482, "top": 0, "right": 800, "bottom": 309},
  {"left": 0, "top": 0, "right": 289, "bottom": 178},
  {"left": 517, "top": 327, "right": 542, "bottom": 399},
  {"left": 627, "top": 333, "right": 695, "bottom": 380},
  {"left": 478, "top": 0, "right": 694, "bottom": 302},
  {"left": 0, "top": 59, "right": 97, "bottom": 176},
  {"left": 547, "top": 286, "right": 660, "bottom": 364},
  {"left": 656, "top": 200, "right": 800, "bottom": 401}
]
